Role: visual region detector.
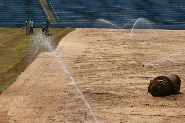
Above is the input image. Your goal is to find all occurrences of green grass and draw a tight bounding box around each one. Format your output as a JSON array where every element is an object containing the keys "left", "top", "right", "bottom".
[{"left": 0, "top": 27, "right": 75, "bottom": 93}]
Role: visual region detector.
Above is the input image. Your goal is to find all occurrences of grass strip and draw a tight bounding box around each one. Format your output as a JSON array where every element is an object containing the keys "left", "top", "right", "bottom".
[{"left": 0, "top": 27, "right": 75, "bottom": 93}]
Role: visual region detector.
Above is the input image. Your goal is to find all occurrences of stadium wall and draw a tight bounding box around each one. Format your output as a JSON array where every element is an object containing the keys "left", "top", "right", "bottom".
[{"left": 0, "top": 0, "right": 185, "bottom": 29}]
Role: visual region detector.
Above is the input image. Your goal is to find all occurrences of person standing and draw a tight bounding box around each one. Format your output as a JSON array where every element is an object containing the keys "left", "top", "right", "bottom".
[
  {"left": 45, "top": 20, "right": 50, "bottom": 35},
  {"left": 42, "top": 21, "right": 46, "bottom": 34},
  {"left": 29, "top": 20, "right": 34, "bottom": 34},
  {"left": 25, "top": 19, "right": 30, "bottom": 35}
]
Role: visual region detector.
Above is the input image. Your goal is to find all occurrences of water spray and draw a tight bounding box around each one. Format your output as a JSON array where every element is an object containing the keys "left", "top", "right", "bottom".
[
  {"left": 122, "top": 19, "right": 136, "bottom": 29},
  {"left": 144, "top": 51, "right": 185, "bottom": 67},
  {"left": 98, "top": 19, "right": 127, "bottom": 32},
  {"left": 129, "top": 17, "right": 142, "bottom": 40},
  {"left": 128, "top": 17, "right": 153, "bottom": 40},
  {"left": 32, "top": 32, "right": 99, "bottom": 123}
]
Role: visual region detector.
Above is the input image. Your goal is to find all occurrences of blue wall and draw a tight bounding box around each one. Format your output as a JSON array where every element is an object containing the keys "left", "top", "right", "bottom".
[
  {"left": 0, "top": 0, "right": 185, "bottom": 29},
  {"left": 0, "top": 0, "right": 47, "bottom": 27}
]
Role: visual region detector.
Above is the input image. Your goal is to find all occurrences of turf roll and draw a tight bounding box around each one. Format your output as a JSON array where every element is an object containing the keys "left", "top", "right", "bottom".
[{"left": 148, "top": 75, "right": 181, "bottom": 96}]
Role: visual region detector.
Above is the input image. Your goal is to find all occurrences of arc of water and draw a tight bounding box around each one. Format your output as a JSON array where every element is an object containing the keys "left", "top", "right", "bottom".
[
  {"left": 128, "top": 17, "right": 154, "bottom": 40},
  {"left": 32, "top": 33, "right": 99, "bottom": 123},
  {"left": 122, "top": 19, "right": 136, "bottom": 29},
  {"left": 98, "top": 19, "right": 126, "bottom": 32},
  {"left": 144, "top": 51, "right": 185, "bottom": 66},
  {"left": 53, "top": 51, "right": 99, "bottom": 123},
  {"left": 129, "top": 17, "right": 142, "bottom": 40}
]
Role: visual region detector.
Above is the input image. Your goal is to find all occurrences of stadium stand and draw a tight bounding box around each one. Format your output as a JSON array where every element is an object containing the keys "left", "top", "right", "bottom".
[
  {"left": 0, "top": 0, "right": 185, "bottom": 29},
  {"left": 0, "top": 0, "right": 47, "bottom": 27},
  {"left": 39, "top": 0, "right": 57, "bottom": 23},
  {"left": 46, "top": 0, "right": 185, "bottom": 29}
]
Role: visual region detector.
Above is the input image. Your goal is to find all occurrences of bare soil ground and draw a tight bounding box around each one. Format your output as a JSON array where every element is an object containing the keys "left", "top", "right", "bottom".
[{"left": 0, "top": 28, "right": 185, "bottom": 123}]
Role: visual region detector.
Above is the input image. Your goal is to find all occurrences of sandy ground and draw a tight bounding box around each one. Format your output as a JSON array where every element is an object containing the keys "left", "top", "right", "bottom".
[{"left": 0, "top": 28, "right": 185, "bottom": 123}]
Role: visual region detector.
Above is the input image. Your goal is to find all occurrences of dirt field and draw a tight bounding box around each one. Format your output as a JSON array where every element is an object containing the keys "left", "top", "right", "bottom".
[{"left": 0, "top": 28, "right": 185, "bottom": 123}]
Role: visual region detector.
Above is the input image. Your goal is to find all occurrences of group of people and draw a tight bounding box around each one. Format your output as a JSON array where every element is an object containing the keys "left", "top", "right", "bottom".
[
  {"left": 25, "top": 19, "right": 34, "bottom": 35},
  {"left": 25, "top": 20, "right": 50, "bottom": 35}
]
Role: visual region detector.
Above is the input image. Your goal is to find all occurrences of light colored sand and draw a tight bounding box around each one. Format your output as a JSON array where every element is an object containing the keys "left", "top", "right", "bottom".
[{"left": 0, "top": 28, "right": 185, "bottom": 123}]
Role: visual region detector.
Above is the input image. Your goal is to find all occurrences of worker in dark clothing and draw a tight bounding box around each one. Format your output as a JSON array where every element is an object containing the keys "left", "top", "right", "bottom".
[
  {"left": 29, "top": 20, "right": 34, "bottom": 34},
  {"left": 42, "top": 21, "right": 46, "bottom": 34},
  {"left": 45, "top": 20, "right": 50, "bottom": 35}
]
